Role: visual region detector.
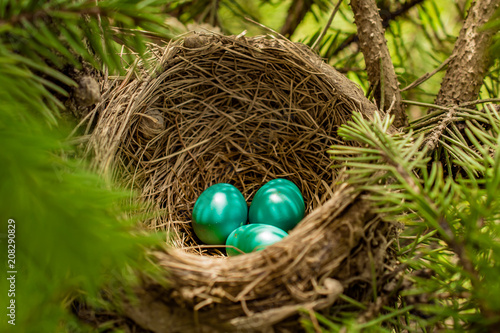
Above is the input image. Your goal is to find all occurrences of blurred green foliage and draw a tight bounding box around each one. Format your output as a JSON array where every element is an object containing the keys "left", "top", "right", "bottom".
[
  {"left": 0, "top": 1, "right": 170, "bottom": 331},
  {"left": 0, "top": 74, "right": 152, "bottom": 332}
]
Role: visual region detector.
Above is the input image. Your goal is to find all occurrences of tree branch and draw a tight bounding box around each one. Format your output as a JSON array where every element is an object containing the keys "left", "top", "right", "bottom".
[
  {"left": 351, "top": 0, "right": 408, "bottom": 128},
  {"left": 334, "top": 0, "right": 424, "bottom": 56},
  {"left": 280, "top": 0, "right": 313, "bottom": 38},
  {"left": 434, "top": 0, "right": 500, "bottom": 108}
]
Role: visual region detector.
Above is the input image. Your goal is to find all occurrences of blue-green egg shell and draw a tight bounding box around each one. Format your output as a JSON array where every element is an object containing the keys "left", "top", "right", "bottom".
[
  {"left": 192, "top": 183, "right": 247, "bottom": 245},
  {"left": 249, "top": 181, "right": 305, "bottom": 232},
  {"left": 226, "top": 224, "right": 288, "bottom": 256},
  {"left": 259, "top": 179, "right": 303, "bottom": 201}
]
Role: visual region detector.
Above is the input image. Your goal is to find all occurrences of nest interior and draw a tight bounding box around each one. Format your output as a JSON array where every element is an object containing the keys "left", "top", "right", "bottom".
[{"left": 87, "top": 34, "right": 394, "bottom": 332}]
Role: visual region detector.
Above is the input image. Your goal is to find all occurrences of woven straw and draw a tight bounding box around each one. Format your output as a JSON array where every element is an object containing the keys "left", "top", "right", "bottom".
[{"left": 86, "top": 33, "right": 394, "bottom": 332}]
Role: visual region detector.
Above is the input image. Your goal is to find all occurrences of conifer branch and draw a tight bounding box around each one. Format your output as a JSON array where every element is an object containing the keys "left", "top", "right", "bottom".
[
  {"left": 333, "top": 0, "right": 424, "bottom": 56},
  {"left": 329, "top": 109, "right": 500, "bottom": 330},
  {"left": 0, "top": 0, "right": 171, "bottom": 123},
  {"left": 350, "top": 0, "right": 407, "bottom": 128},
  {"left": 422, "top": 107, "right": 457, "bottom": 151},
  {"left": 434, "top": 0, "right": 500, "bottom": 108}
]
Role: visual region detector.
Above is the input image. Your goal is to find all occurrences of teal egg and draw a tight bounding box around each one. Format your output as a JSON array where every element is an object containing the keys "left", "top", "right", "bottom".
[
  {"left": 249, "top": 179, "right": 305, "bottom": 232},
  {"left": 226, "top": 224, "right": 288, "bottom": 256},
  {"left": 259, "top": 179, "right": 303, "bottom": 201},
  {"left": 192, "top": 183, "right": 247, "bottom": 245}
]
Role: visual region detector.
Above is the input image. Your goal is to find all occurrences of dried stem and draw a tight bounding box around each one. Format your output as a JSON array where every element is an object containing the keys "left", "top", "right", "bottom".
[
  {"left": 401, "top": 56, "right": 453, "bottom": 92},
  {"left": 311, "top": 0, "right": 343, "bottom": 51}
]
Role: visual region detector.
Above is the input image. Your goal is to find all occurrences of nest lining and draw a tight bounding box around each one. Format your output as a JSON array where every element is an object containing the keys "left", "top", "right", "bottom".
[{"left": 87, "top": 34, "right": 394, "bottom": 332}]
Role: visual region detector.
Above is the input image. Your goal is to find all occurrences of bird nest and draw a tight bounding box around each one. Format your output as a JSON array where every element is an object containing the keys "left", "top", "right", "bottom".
[{"left": 86, "top": 33, "right": 395, "bottom": 332}]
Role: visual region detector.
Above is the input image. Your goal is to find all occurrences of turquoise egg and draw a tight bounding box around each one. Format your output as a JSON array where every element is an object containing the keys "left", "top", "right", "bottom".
[
  {"left": 226, "top": 224, "right": 288, "bottom": 256},
  {"left": 192, "top": 183, "right": 247, "bottom": 245},
  {"left": 249, "top": 179, "right": 305, "bottom": 232},
  {"left": 259, "top": 179, "right": 303, "bottom": 201}
]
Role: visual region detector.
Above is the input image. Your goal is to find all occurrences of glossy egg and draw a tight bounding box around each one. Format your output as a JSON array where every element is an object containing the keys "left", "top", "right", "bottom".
[
  {"left": 226, "top": 224, "right": 288, "bottom": 256},
  {"left": 258, "top": 179, "right": 303, "bottom": 200},
  {"left": 249, "top": 179, "right": 305, "bottom": 232},
  {"left": 192, "top": 183, "right": 247, "bottom": 245}
]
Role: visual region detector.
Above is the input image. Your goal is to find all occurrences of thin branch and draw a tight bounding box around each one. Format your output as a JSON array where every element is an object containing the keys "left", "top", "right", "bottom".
[
  {"left": 403, "top": 99, "right": 485, "bottom": 113},
  {"left": 460, "top": 98, "right": 500, "bottom": 107},
  {"left": 401, "top": 56, "right": 453, "bottom": 92},
  {"left": 336, "top": 67, "right": 364, "bottom": 73},
  {"left": 351, "top": 0, "right": 407, "bottom": 128},
  {"left": 244, "top": 17, "right": 287, "bottom": 40},
  {"left": 311, "top": 0, "right": 343, "bottom": 51}
]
